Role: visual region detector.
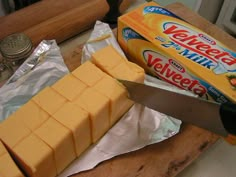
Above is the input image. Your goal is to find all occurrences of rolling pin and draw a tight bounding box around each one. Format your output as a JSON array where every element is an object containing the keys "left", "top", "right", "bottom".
[
  {"left": 0, "top": 0, "right": 136, "bottom": 43},
  {"left": 0, "top": 0, "right": 89, "bottom": 40},
  {"left": 23, "top": 0, "right": 109, "bottom": 46}
]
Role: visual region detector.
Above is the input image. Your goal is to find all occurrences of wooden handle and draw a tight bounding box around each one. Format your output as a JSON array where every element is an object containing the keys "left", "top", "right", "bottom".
[
  {"left": 0, "top": 0, "right": 95, "bottom": 40},
  {"left": 23, "top": 0, "right": 109, "bottom": 46}
]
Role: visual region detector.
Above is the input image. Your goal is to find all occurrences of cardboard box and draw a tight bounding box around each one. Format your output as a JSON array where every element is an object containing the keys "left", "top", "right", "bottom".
[{"left": 118, "top": 2, "right": 236, "bottom": 103}]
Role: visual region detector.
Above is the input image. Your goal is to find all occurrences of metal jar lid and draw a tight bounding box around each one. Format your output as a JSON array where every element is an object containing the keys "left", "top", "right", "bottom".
[{"left": 0, "top": 33, "right": 33, "bottom": 61}]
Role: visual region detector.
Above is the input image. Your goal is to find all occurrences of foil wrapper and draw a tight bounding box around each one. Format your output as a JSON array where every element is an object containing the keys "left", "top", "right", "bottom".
[
  {"left": 58, "top": 21, "right": 184, "bottom": 177},
  {"left": 0, "top": 40, "right": 69, "bottom": 121},
  {"left": 0, "top": 22, "right": 187, "bottom": 177}
]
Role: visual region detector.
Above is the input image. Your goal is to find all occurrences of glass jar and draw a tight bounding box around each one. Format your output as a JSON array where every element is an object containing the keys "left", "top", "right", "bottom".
[{"left": 0, "top": 33, "right": 33, "bottom": 84}]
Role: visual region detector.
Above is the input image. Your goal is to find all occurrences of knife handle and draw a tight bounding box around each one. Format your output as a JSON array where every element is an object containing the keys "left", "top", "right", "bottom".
[{"left": 220, "top": 102, "right": 236, "bottom": 145}]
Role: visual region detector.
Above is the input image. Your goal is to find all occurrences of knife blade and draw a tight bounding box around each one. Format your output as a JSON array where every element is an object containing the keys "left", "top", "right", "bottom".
[{"left": 119, "top": 79, "right": 236, "bottom": 137}]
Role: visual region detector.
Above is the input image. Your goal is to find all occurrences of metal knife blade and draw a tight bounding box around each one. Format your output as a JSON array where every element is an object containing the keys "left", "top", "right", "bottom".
[{"left": 119, "top": 79, "right": 236, "bottom": 137}]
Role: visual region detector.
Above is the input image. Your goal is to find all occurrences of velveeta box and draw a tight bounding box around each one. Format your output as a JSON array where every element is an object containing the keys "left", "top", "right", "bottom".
[{"left": 118, "top": 2, "right": 236, "bottom": 103}]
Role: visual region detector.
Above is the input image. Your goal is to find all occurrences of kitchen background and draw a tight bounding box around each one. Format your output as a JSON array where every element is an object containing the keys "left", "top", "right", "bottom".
[
  {"left": 0, "top": 0, "right": 236, "bottom": 177},
  {"left": 1, "top": 0, "right": 236, "bottom": 35}
]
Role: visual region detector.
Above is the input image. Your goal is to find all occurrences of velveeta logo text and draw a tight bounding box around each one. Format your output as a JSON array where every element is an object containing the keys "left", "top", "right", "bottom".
[
  {"left": 160, "top": 22, "right": 236, "bottom": 74},
  {"left": 143, "top": 50, "right": 207, "bottom": 96}
]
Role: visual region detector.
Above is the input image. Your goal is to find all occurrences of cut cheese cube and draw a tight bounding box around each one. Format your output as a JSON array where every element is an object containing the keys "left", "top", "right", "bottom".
[
  {"left": 0, "top": 153, "right": 24, "bottom": 177},
  {"left": 0, "top": 115, "right": 31, "bottom": 148},
  {"left": 91, "top": 45, "right": 145, "bottom": 83},
  {"left": 93, "top": 75, "right": 133, "bottom": 125},
  {"left": 0, "top": 141, "right": 24, "bottom": 177},
  {"left": 0, "top": 140, "right": 7, "bottom": 156},
  {"left": 11, "top": 100, "right": 49, "bottom": 131},
  {"left": 12, "top": 134, "right": 56, "bottom": 177},
  {"left": 73, "top": 88, "right": 110, "bottom": 142},
  {"left": 34, "top": 118, "right": 76, "bottom": 174},
  {"left": 72, "top": 61, "right": 106, "bottom": 86},
  {"left": 52, "top": 102, "right": 91, "bottom": 157},
  {"left": 32, "top": 87, "right": 67, "bottom": 115},
  {"left": 108, "top": 61, "right": 145, "bottom": 83},
  {"left": 91, "top": 45, "right": 126, "bottom": 71},
  {"left": 52, "top": 74, "right": 87, "bottom": 101}
]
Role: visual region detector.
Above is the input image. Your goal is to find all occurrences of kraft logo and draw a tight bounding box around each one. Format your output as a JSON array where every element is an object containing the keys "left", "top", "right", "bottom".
[
  {"left": 199, "top": 34, "right": 216, "bottom": 45},
  {"left": 169, "top": 59, "right": 185, "bottom": 73}
]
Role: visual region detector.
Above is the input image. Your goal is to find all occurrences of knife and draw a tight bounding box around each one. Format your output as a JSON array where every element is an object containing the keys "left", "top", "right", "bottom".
[{"left": 119, "top": 79, "right": 236, "bottom": 141}]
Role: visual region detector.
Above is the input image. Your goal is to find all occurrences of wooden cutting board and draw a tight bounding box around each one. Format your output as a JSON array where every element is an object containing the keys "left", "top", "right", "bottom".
[{"left": 59, "top": 2, "right": 236, "bottom": 177}]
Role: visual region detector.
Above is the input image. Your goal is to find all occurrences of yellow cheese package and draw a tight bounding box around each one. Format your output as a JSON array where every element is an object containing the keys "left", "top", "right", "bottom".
[{"left": 118, "top": 2, "right": 236, "bottom": 103}]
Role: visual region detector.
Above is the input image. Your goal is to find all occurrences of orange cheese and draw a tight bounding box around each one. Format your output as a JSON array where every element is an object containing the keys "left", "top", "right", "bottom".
[
  {"left": 93, "top": 75, "right": 133, "bottom": 125},
  {"left": 0, "top": 141, "right": 24, "bottom": 177},
  {"left": 0, "top": 115, "right": 31, "bottom": 148},
  {"left": 32, "top": 87, "right": 67, "bottom": 115},
  {"left": 52, "top": 74, "right": 87, "bottom": 101},
  {"left": 91, "top": 45, "right": 126, "bottom": 71},
  {"left": 34, "top": 118, "right": 76, "bottom": 174},
  {"left": 72, "top": 87, "right": 110, "bottom": 143},
  {"left": 10, "top": 100, "right": 49, "bottom": 131},
  {"left": 52, "top": 102, "right": 91, "bottom": 157},
  {"left": 12, "top": 134, "right": 57, "bottom": 177},
  {"left": 72, "top": 61, "right": 106, "bottom": 86},
  {"left": 91, "top": 45, "right": 145, "bottom": 83},
  {"left": 0, "top": 153, "right": 25, "bottom": 177}
]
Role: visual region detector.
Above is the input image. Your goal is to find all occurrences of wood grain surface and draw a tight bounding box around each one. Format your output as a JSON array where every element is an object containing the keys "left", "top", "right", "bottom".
[
  {"left": 23, "top": 0, "right": 109, "bottom": 46},
  {"left": 58, "top": 2, "right": 236, "bottom": 177},
  {"left": 0, "top": 0, "right": 89, "bottom": 40}
]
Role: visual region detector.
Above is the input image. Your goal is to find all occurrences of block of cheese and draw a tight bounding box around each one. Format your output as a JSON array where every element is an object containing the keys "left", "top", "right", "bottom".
[
  {"left": 32, "top": 87, "right": 67, "bottom": 115},
  {"left": 12, "top": 134, "right": 56, "bottom": 177},
  {"left": 34, "top": 118, "right": 76, "bottom": 174},
  {"left": 52, "top": 102, "right": 91, "bottom": 157},
  {"left": 72, "top": 61, "right": 106, "bottom": 86},
  {"left": 10, "top": 100, "right": 49, "bottom": 131},
  {"left": 93, "top": 75, "right": 133, "bottom": 125},
  {"left": 52, "top": 74, "right": 87, "bottom": 101},
  {"left": 91, "top": 45, "right": 126, "bottom": 71},
  {"left": 0, "top": 153, "right": 25, "bottom": 177},
  {"left": 0, "top": 141, "right": 24, "bottom": 177},
  {"left": 73, "top": 87, "right": 110, "bottom": 143},
  {"left": 91, "top": 45, "right": 145, "bottom": 83},
  {"left": 0, "top": 115, "right": 31, "bottom": 148}
]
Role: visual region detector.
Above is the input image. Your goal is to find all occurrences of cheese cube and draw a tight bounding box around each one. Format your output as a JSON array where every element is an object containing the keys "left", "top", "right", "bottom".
[
  {"left": 12, "top": 134, "right": 56, "bottom": 177},
  {"left": 91, "top": 45, "right": 145, "bottom": 83},
  {"left": 52, "top": 74, "right": 87, "bottom": 101},
  {"left": 52, "top": 102, "right": 91, "bottom": 157},
  {"left": 0, "top": 140, "right": 7, "bottom": 156},
  {"left": 34, "top": 118, "right": 76, "bottom": 174},
  {"left": 0, "top": 115, "right": 31, "bottom": 148},
  {"left": 93, "top": 75, "right": 133, "bottom": 125},
  {"left": 108, "top": 61, "right": 145, "bottom": 83},
  {"left": 91, "top": 45, "right": 126, "bottom": 71},
  {"left": 73, "top": 88, "right": 110, "bottom": 142},
  {"left": 11, "top": 100, "right": 49, "bottom": 131},
  {"left": 0, "top": 153, "right": 24, "bottom": 177},
  {"left": 32, "top": 87, "right": 67, "bottom": 115},
  {"left": 72, "top": 61, "right": 106, "bottom": 86},
  {"left": 0, "top": 141, "right": 24, "bottom": 177}
]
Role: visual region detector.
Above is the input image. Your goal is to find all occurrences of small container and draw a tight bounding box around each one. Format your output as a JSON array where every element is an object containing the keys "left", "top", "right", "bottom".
[
  {"left": 0, "top": 33, "right": 33, "bottom": 84},
  {"left": 0, "top": 33, "right": 33, "bottom": 65}
]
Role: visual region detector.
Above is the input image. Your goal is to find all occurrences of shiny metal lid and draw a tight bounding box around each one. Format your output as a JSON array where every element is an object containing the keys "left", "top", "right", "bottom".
[{"left": 0, "top": 33, "right": 32, "bottom": 61}]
